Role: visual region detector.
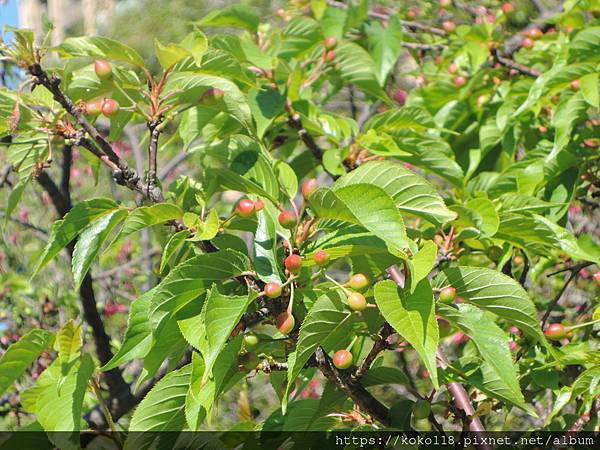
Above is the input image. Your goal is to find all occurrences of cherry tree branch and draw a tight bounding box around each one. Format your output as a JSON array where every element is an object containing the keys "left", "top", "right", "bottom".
[
  {"left": 27, "top": 63, "right": 161, "bottom": 202},
  {"left": 492, "top": 49, "right": 541, "bottom": 77},
  {"left": 541, "top": 262, "right": 592, "bottom": 327},
  {"left": 315, "top": 347, "right": 390, "bottom": 425},
  {"left": 350, "top": 323, "right": 393, "bottom": 383}
]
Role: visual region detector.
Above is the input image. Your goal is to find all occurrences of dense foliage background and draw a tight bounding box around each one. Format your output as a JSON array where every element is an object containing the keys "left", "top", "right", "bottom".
[{"left": 0, "top": 0, "right": 599, "bottom": 445}]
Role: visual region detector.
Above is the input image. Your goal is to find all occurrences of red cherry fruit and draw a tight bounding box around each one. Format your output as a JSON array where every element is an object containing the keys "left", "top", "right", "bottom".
[
  {"left": 276, "top": 312, "right": 295, "bottom": 334},
  {"left": 442, "top": 21, "right": 456, "bottom": 32},
  {"left": 348, "top": 273, "right": 369, "bottom": 290},
  {"left": 94, "top": 59, "right": 112, "bottom": 80},
  {"left": 85, "top": 99, "right": 104, "bottom": 116},
  {"left": 236, "top": 198, "right": 255, "bottom": 217},
  {"left": 583, "top": 139, "right": 598, "bottom": 148},
  {"left": 439, "top": 0, "right": 451, "bottom": 7},
  {"left": 453, "top": 76, "right": 467, "bottom": 87},
  {"left": 347, "top": 292, "right": 367, "bottom": 311},
  {"left": 544, "top": 323, "right": 567, "bottom": 340},
  {"left": 324, "top": 50, "right": 336, "bottom": 62},
  {"left": 501, "top": 3, "right": 514, "bottom": 13},
  {"left": 393, "top": 89, "right": 408, "bottom": 106},
  {"left": 570, "top": 79, "right": 580, "bottom": 90},
  {"left": 101, "top": 99, "right": 120, "bottom": 117},
  {"left": 521, "top": 37, "right": 534, "bottom": 48},
  {"left": 278, "top": 210, "right": 297, "bottom": 229},
  {"left": 439, "top": 286, "right": 456, "bottom": 303},
  {"left": 324, "top": 36, "right": 337, "bottom": 50},
  {"left": 284, "top": 254, "right": 302, "bottom": 274},
  {"left": 526, "top": 27, "right": 543, "bottom": 39},
  {"left": 302, "top": 178, "right": 319, "bottom": 198},
  {"left": 254, "top": 199, "right": 265, "bottom": 211},
  {"left": 448, "top": 63, "right": 458, "bottom": 74},
  {"left": 593, "top": 271, "right": 600, "bottom": 286},
  {"left": 265, "top": 282, "right": 282, "bottom": 298},
  {"left": 200, "top": 87, "right": 225, "bottom": 105},
  {"left": 313, "top": 250, "right": 330, "bottom": 267},
  {"left": 332, "top": 349, "right": 353, "bottom": 369}
]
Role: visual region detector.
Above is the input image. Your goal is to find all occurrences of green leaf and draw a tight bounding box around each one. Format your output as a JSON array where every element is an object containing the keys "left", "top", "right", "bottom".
[
  {"left": 365, "top": 16, "right": 403, "bottom": 84},
  {"left": 361, "top": 366, "right": 410, "bottom": 387},
  {"left": 150, "top": 250, "right": 250, "bottom": 338},
  {"left": 109, "top": 203, "right": 182, "bottom": 251},
  {"left": 193, "top": 287, "right": 252, "bottom": 383},
  {"left": 54, "top": 36, "right": 145, "bottom": 66},
  {"left": 154, "top": 39, "right": 193, "bottom": 70},
  {"left": 126, "top": 364, "right": 191, "bottom": 440},
  {"left": 22, "top": 355, "right": 94, "bottom": 434},
  {"left": 179, "top": 30, "right": 209, "bottom": 66},
  {"left": 101, "top": 290, "right": 154, "bottom": 371},
  {"left": 407, "top": 241, "right": 437, "bottom": 291},
  {"left": 572, "top": 366, "right": 600, "bottom": 399},
  {"left": 308, "top": 185, "right": 408, "bottom": 258},
  {"left": 364, "top": 107, "right": 435, "bottom": 132},
  {"left": 185, "top": 336, "right": 244, "bottom": 429},
  {"left": 195, "top": 5, "right": 259, "bottom": 33},
  {"left": 374, "top": 279, "right": 439, "bottom": 388},
  {"left": 499, "top": 193, "right": 564, "bottom": 214},
  {"left": 54, "top": 321, "right": 82, "bottom": 365},
  {"left": 71, "top": 208, "right": 127, "bottom": 288},
  {"left": 274, "top": 161, "right": 299, "bottom": 200},
  {"left": 464, "top": 197, "right": 499, "bottom": 237},
  {"left": 188, "top": 209, "right": 219, "bottom": 241},
  {"left": 0, "top": 329, "right": 54, "bottom": 397},
  {"left": 548, "top": 91, "right": 588, "bottom": 164},
  {"left": 494, "top": 212, "right": 557, "bottom": 255},
  {"left": 32, "top": 198, "right": 119, "bottom": 278},
  {"left": 568, "top": 27, "right": 600, "bottom": 62},
  {"left": 278, "top": 17, "right": 322, "bottom": 59},
  {"left": 284, "top": 290, "right": 356, "bottom": 411},
  {"left": 334, "top": 160, "right": 456, "bottom": 226},
  {"left": 165, "top": 72, "right": 251, "bottom": 128},
  {"left": 534, "top": 215, "right": 600, "bottom": 265},
  {"left": 303, "top": 224, "right": 396, "bottom": 264},
  {"left": 433, "top": 266, "right": 544, "bottom": 342},
  {"left": 438, "top": 303, "right": 534, "bottom": 414},
  {"left": 248, "top": 88, "right": 285, "bottom": 139},
  {"left": 254, "top": 210, "right": 282, "bottom": 284},
  {"left": 159, "top": 229, "right": 191, "bottom": 274},
  {"left": 334, "top": 41, "right": 387, "bottom": 100},
  {"left": 580, "top": 73, "right": 599, "bottom": 108}
]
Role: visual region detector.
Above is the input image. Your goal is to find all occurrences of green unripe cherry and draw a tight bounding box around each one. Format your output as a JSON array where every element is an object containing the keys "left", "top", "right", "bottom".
[
  {"left": 413, "top": 400, "right": 431, "bottom": 419},
  {"left": 438, "top": 286, "right": 456, "bottom": 304}
]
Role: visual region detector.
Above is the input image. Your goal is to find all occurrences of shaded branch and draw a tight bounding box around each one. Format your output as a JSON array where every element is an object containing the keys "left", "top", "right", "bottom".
[
  {"left": 541, "top": 262, "right": 592, "bottom": 327},
  {"left": 350, "top": 323, "right": 393, "bottom": 383},
  {"left": 492, "top": 49, "right": 541, "bottom": 77},
  {"left": 315, "top": 347, "right": 390, "bottom": 426}
]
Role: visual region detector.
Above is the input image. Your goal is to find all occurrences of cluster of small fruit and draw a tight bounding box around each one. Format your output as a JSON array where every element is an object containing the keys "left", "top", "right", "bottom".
[
  {"left": 82, "top": 59, "right": 227, "bottom": 119},
  {"left": 233, "top": 178, "right": 380, "bottom": 370},
  {"left": 81, "top": 60, "right": 120, "bottom": 118}
]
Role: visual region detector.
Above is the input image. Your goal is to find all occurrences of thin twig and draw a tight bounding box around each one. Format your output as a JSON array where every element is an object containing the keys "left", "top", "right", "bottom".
[
  {"left": 350, "top": 323, "right": 393, "bottom": 383},
  {"left": 541, "top": 263, "right": 591, "bottom": 327},
  {"left": 492, "top": 49, "right": 541, "bottom": 77}
]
